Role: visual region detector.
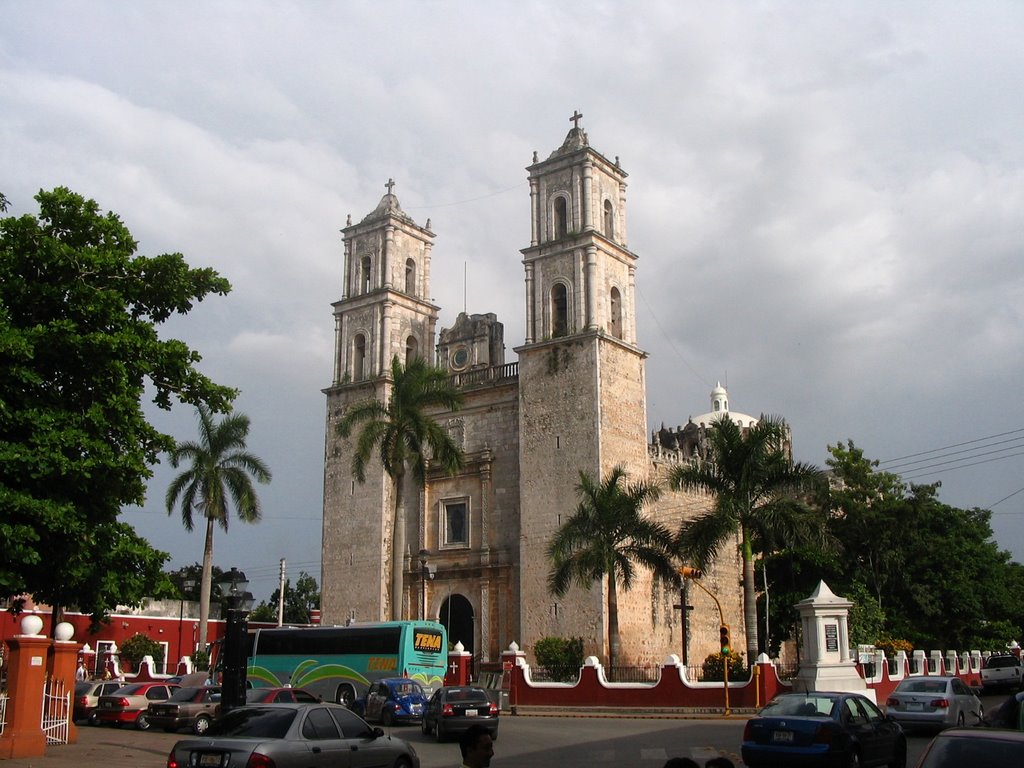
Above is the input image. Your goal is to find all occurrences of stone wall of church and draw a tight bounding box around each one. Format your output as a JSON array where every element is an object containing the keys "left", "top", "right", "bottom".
[{"left": 321, "top": 380, "right": 394, "bottom": 624}]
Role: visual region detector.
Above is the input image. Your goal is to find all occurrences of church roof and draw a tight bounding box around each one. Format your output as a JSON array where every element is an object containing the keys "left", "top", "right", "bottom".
[
  {"left": 358, "top": 180, "right": 417, "bottom": 227},
  {"left": 547, "top": 126, "right": 589, "bottom": 159},
  {"left": 688, "top": 382, "right": 758, "bottom": 429}
]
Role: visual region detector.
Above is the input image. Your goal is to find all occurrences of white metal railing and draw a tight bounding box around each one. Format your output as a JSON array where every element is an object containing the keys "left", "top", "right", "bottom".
[
  {"left": 0, "top": 692, "right": 7, "bottom": 736},
  {"left": 41, "top": 678, "right": 70, "bottom": 745}
]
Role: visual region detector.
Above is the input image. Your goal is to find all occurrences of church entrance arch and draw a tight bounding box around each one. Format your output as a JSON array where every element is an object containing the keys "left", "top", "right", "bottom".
[{"left": 439, "top": 593, "right": 474, "bottom": 655}]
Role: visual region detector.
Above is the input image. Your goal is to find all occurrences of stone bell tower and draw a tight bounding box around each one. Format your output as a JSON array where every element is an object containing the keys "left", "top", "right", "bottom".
[
  {"left": 515, "top": 113, "right": 650, "bottom": 660},
  {"left": 322, "top": 180, "right": 440, "bottom": 623}
]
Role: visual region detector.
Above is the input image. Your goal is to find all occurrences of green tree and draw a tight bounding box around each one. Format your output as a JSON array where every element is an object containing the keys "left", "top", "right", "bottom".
[
  {"left": 0, "top": 187, "right": 233, "bottom": 623},
  {"left": 668, "top": 416, "right": 824, "bottom": 660},
  {"left": 336, "top": 355, "right": 464, "bottom": 621},
  {"left": 168, "top": 563, "right": 225, "bottom": 602},
  {"left": 250, "top": 572, "right": 320, "bottom": 624},
  {"left": 118, "top": 632, "right": 164, "bottom": 672},
  {"left": 165, "top": 404, "right": 271, "bottom": 649},
  {"left": 547, "top": 466, "right": 676, "bottom": 668}
]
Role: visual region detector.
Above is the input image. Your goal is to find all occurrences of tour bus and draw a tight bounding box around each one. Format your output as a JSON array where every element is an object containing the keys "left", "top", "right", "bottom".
[{"left": 244, "top": 621, "right": 447, "bottom": 706}]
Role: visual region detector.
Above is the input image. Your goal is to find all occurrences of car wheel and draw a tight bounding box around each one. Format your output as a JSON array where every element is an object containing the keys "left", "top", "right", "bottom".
[
  {"left": 193, "top": 715, "right": 212, "bottom": 735},
  {"left": 87, "top": 712, "right": 100, "bottom": 726},
  {"left": 382, "top": 709, "right": 394, "bottom": 727},
  {"left": 136, "top": 714, "right": 151, "bottom": 731},
  {"left": 846, "top": 749, "right": 861, "bottom": 768},
  {"left": 421, "top": 717, "right": 432, "bottom": 735},
  {"left": 336, "top": 685, "right": 356, "bottom": 708},
  {"left": 888, "top": 738, "right": 907, "bottom": 768},
  {"left": 435, "top": 721, "right": 445, "bottom": 742},
  {"left": 956, "top": 711, "right": 965, "bottom": 727},
  {"left": 392, "top": 758, "right": 412, "bottom": 768}
]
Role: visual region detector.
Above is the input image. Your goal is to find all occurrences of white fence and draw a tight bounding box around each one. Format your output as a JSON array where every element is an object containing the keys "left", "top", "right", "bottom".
[
  {"left": 0, "top": 692, "right": 7, "bottom": 736},
  {"left": 41, "top": 678, "right": 70, "bottom": 745}
]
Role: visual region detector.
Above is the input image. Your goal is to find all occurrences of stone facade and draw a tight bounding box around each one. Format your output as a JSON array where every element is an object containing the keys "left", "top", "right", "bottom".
[{"left": 322, "top": 121, "right": 749, "bottom": 669}]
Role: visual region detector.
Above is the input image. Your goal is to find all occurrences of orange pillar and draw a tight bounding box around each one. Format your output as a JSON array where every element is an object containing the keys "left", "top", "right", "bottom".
[
  {"left": 445, "top": 643, "right": 472, "bottom": 686},
  {"left": 48, "top": 625, "right": 81, "bottom": 744},
  {"left": 0, "top": 628, "right": 52, "bottom": 759}
]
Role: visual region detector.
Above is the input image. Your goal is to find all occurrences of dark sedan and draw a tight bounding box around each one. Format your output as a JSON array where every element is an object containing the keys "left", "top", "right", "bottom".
[
  {"left": 166, "top": 703, "right": 419, "bottom": 768},
  {"left": 420, "top": 686, "right": 498, "bottom": 742},
  {"left": 146, "top": 686, "right": 222, "bottom": 734},
  {"left": 742, "top": 691, "right": 905, "bottom": 767},
  {"left": 914, "top": 727, "right": 1024, "bottom": 767}
]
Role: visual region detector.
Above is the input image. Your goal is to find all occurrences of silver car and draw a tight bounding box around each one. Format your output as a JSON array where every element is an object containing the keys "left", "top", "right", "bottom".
[
  {"left": 167, "top": 703, "right": 419, "bottom": 768},
  {"left": 885, "top": 675, "right": 982, "bottom": 731}
]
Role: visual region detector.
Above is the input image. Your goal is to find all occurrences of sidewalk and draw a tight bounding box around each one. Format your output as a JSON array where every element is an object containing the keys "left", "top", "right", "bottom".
[{"left": 1, "top": 726, "right": 180, "bottom": 768}]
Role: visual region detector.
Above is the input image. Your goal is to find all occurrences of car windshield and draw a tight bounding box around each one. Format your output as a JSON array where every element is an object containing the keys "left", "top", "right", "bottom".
[
  {"left": 897, "top": 679, "right": 948, "bottom": 694},
  {"left": 762, "top": 696, "right": 836, "bottom": 717},
  {"left": 390, "top": 682, "right": 424, "bottom": 696},
  {"left": 207, "top": 707, "right": 296, "bottom": 738},
  {"left": 445, "top": 688, "right": 489, "bottom": 703},
  {"left": 987, "top": 656, "right": 1020, "bottom": 669},
  {"left": 75, "top": 682, "right": 93, "bottom": 695}
]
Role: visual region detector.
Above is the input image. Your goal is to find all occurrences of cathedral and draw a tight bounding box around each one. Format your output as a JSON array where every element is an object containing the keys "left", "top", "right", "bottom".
[{"left": 321, "top": 118, "right": 748, "bottom": 669}]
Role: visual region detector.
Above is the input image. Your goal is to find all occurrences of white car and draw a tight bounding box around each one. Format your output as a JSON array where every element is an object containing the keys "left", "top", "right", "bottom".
[
  {"left": 981, "top": 654, "right": 1024, "bottom": 692},
  {"left": 885, "top": 676, "right": 982, "bottom": 731}
]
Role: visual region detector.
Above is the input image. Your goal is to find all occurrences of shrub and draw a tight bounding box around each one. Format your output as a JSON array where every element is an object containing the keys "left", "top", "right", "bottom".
[
  {"left": 701, "top": 650, "right": 746, "bottom": 682},
  {"left": 191, "top": 649, "right": 210, "bottom": 671},
  {"left": 118, "top": 633, "right": 164, "bottom": 671},
  {"left": 875, "top": 634, "right": 913, "bottom": 658},
  {"left": 534, "top": 636, "right": 584, "bottom": 682}
]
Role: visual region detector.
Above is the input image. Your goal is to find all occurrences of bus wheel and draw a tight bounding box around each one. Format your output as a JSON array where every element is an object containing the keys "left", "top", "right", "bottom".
[{"left": 336, "top": 685, "right": 356, "bottom": 708}]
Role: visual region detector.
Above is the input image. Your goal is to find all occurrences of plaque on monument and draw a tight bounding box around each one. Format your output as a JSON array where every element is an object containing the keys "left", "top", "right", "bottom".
[{"left": 825, "top": 623, "right": 839, "bottom": 652}]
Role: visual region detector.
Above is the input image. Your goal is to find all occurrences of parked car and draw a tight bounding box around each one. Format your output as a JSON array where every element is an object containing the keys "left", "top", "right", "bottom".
[
  {"left": 885, "top": 676, "right": 983, "bottom": 731},
  {"left": 245, "top": 686, "right": 321, "bottom": 704},
  {"left": 73, "top": 680, "right": 124, "bottom": 725},
  {"left": 357, "top": 677, "right": 428, "bottom": 726},
  {"left": 914, "top": 727, "right": 1024, "bottom": 767},
  {"left": 742, "top": 691, "right": 905, "bottom": 768},
  {"left": 981, "top": 654, "right": 1023, "bottom": 692},
  {"left": 146, "top": 686, "right": 222, "bottom": 734},
  {"left": 96, "top": 682, "right": 179, "bottom": 730},
  {"left": 420, "top": 686, "right": 498, "bottom": 742},
  {"left": 166, "top": 703, "right": 420, "bottom": 768}
]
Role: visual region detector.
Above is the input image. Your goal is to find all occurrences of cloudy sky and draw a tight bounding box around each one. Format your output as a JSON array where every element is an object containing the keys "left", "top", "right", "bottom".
[{"left": 3, "top": 1, "right": 1023, "bottom": 603}]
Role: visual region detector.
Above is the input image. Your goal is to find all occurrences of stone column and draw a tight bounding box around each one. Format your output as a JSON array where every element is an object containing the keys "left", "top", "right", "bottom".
[
  {"left": 0, "top": 616, "right": 51, "bottom": 759},
  {"left": 585, "top": 245, "right": 598, "bottom": 330},
  {"left": 524, "top": 263, "right": 535, "bottom": 343}
]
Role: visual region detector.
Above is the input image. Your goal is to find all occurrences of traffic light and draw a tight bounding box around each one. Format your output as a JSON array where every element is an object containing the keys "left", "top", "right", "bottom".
[
  {"left": 679, "top": 566, "right": 704, "bottom": 580},
  {"left": 719, "top": 624, "right": 731, "bottom": 654}
]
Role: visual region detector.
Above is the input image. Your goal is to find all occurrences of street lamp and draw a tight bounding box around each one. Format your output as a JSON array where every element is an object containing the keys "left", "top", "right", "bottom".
[
  {"left": 418, "top": 549, "right": 434, "bottom": 621},
  {"left": 217, "top": 567, "right": 254, "bottom": 713},
  {"left": 177, "top": 577, "right": 196, "bottom": 673}
]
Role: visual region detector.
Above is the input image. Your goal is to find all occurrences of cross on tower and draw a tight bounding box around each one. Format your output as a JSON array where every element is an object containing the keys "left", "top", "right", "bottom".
[
  {"left": 385, "top": 178, "right": 396, "bottom": 195},
  {"left": 569, "top": 110, "right": 584, "bottom": 129}
]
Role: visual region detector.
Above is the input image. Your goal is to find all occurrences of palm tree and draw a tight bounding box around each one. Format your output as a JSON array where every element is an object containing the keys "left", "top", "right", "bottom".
[
  {"left": 667, "top": 415, "right": 823, "bottom": 660},
  {"left": 547, "top": 466, "right": 677, "bottom": 669},
  {"left": 165, "top": 405, "right": 271, "bottom": 650},
  {"left": 336, "top": 355, "right": 464, "bottom": 621}
]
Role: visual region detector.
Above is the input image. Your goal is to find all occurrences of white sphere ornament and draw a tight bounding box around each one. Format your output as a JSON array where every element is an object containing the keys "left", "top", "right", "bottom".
[
  {"left": 55, "top": 622, "right": 75, "bottom": 641},
  {"left": 20, "top": 615, "right": 44, "bottom": 636}
]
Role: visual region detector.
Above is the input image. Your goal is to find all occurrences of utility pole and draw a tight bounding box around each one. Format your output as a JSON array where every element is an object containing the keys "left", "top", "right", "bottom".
[{"left": 277, "top": 558, "right": 286, "bottom": 627}]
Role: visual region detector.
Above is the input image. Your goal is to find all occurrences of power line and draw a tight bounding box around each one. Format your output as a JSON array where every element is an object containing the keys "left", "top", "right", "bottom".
[{"left": 878, "top": 427, "right": 1024, "bottom": 466}]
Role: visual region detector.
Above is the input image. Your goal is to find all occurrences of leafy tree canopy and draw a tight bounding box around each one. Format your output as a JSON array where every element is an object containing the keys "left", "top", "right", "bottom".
[
  {"left": 0, "top": 187, "right": 236, "bottom": 620},
  {"left": 250, "top": 572, "right": 321, "bottom": 625},
  {"left": 168, "top": 563, "right": 226, "bottom": 602}
]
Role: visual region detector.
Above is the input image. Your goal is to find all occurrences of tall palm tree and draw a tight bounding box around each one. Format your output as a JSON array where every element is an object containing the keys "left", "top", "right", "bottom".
[
  {"left": 336, "top": 355, "right": 464, "bottom": 621},
  {"left": 165, "top": 405, "right": 271, "bottom": 650},
  {"left": 547, "top": 466, "right": 676, "bottom": 669},
  {"left": 668, "top": 415, "right": 823, "bottom": 660}
]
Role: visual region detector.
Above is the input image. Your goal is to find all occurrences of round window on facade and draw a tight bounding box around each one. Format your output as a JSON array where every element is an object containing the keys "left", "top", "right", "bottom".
[{"left": 451, "top": 346, "right": 469, "bottom": 370}]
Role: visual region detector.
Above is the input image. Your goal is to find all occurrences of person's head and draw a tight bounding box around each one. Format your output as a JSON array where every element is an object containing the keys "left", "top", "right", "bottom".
[
  {"left": 663, "top": 760, "right": 699, "bottom": 768},
  {"left": 705, "top": 759, "right": 735, "bottom": 768},
  {"left": 459, "top": 724, "right": 495, "bottom": 767}
]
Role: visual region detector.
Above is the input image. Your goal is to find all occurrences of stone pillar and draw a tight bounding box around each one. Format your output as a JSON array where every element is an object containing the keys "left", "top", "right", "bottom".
[
  {"left": 48, "top": 622, "right": 80, "bottom": 743},
  {"left": 791, "top": 581, "right": 872, "bottom": 701},
  {"left": 500, "top": 642, "right": 527, "bottom": 715},
  {"left": 0, "top": 616, "right": 51, "bottom": 759},
  {"left": 446, "top": 642, "right": 472, "bottom": 687}
]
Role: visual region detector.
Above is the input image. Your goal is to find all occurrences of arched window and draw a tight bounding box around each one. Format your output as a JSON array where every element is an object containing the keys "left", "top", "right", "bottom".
[
  {"left": 610, "top": 287, "right": 622, "bottom": 339},
  {"left": 551, "top": 283, "right": 568, "bottom": 338},
  {"left": 603, "top": 199, "right": 614, "bottom": 239},
  {"left": 360, "top": 256, "right": 372, "bottom": 294},
  {"left": 405, "top": 258, "right": 416, "bottom": 295},
  {"left": 405, "top": 335, "right": 419, "bottom": 366},
  {"left": 353, "top": 334, "right": 366, "bottom": 380},
  {"left": 553, "top": 196, "right": 568, "bottom": 239}
]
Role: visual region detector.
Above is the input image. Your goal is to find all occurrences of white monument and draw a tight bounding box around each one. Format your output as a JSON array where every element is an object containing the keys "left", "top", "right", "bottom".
[{"left": 792, "top": 581, "right": 874, "bottom": 703}]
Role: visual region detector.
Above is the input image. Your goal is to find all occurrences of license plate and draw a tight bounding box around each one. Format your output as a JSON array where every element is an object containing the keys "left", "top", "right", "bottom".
[
  {"left": 465, "top": 709, "right": 478, "bottom": 717},
  {"left": 412, "top": 705, "right": 422, "bottom": 713},
  {"left": 772, "top": 731, "right": 794, "bottom": 743},
  {"left": 908, "top": 703, "right": 923, "bottom": 711},
  {"left": 197, "top": 753, "right": 223, "bottom": 768}
]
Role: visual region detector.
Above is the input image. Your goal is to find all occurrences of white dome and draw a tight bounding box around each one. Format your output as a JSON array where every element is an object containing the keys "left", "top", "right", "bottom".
[{"left": 691, "top": 383, "right": 758, "bottom": 429}]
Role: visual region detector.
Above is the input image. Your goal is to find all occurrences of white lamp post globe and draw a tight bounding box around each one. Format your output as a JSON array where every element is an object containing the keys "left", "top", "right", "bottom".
[{"left": 20, "top": 615, "right": 44, "bottom": 636}]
